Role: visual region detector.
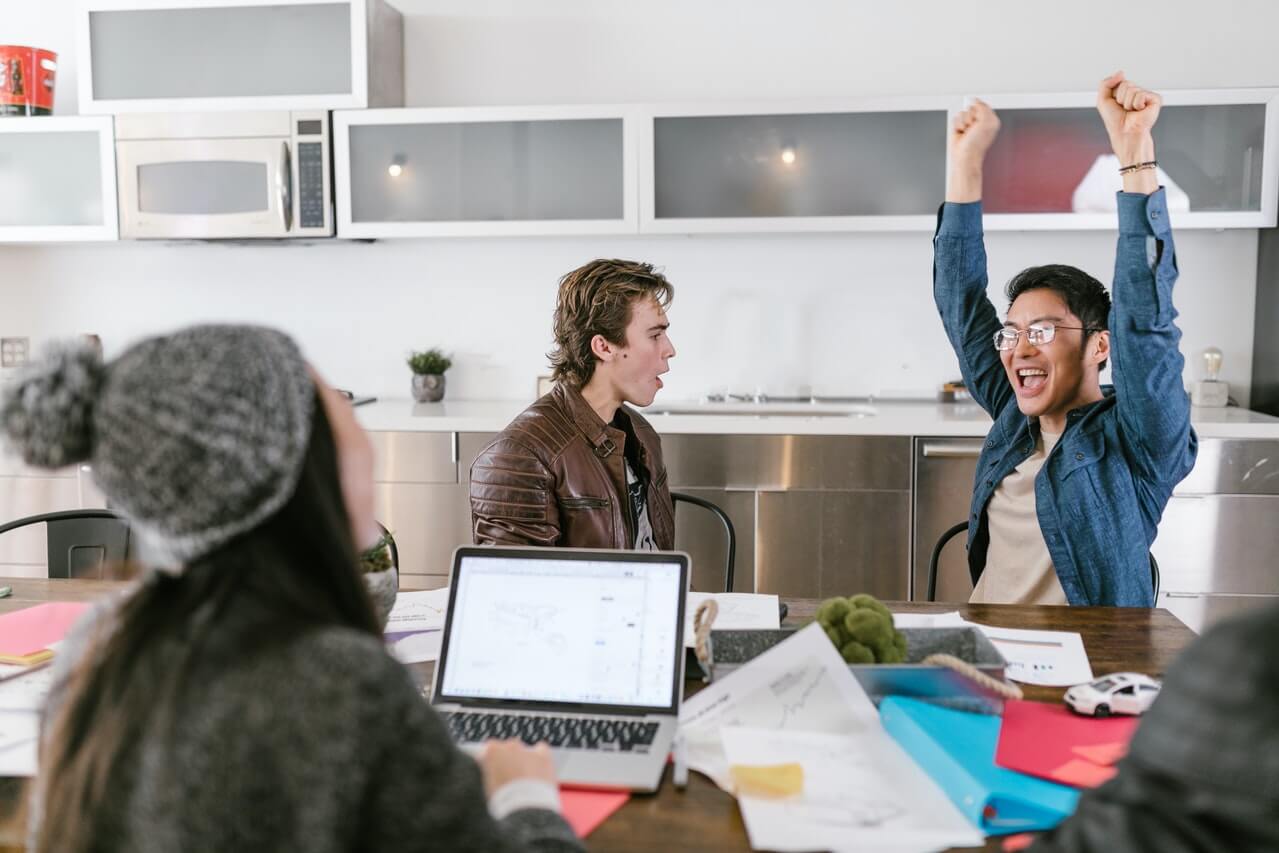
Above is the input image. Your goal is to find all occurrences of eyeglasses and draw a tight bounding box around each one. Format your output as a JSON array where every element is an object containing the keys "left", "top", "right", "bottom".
[{"left": 993, "top": 322, "right": 1102, "bottom": 351}]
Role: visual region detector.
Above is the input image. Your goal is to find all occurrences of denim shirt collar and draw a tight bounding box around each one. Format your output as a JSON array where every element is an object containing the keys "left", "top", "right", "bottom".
[{"left": 1015, "top": 385, "right": 1116, "bottom": 441}]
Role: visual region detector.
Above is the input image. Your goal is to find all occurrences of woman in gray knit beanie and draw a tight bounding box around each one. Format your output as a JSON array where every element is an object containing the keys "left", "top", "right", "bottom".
[{"left": 1, "top": 325, "right": 580, "bottom": 853}]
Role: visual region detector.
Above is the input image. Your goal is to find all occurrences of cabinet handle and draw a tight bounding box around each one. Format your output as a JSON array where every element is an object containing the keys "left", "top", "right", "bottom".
[
  {"left": 921, "top": 440, "right": 985, "bottom": 458},
  {"left": 450, "top": 432, "right": 459, "bottom": 465}
]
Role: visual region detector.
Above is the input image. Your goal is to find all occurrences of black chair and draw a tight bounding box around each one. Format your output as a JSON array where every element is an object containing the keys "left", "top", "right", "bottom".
[
  {"left": 926, "top": 520, "right": 1163, "bottom": 603},
  {"left": 0, "top": 509, "right": 131, "bottom": 579},
  {"left": 926, "top": 521, "right": 970, "bottom": 602},
  {"left": 671, "top": 492, "right": 735, "bottom": 593}
]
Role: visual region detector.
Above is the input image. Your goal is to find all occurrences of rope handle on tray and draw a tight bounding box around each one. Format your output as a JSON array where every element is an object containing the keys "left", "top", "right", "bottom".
[
  {"left": 922, "top": 653, "right": 1024, "bottom": 700},
  {"left": 692, "top": 598, "right": 719, "bottom": 674}
]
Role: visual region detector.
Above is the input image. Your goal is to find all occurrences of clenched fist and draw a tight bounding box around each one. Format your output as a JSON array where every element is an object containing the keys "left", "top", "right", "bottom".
[
  {"left": 1097, "top": 72, "right": 1160, "bottom": 162},
  {"left": 946, "top": 99, "right": 1000, "bottom": 202},
  {"left": 950, "top": 99, "right": 1001, "bottom": 167}
]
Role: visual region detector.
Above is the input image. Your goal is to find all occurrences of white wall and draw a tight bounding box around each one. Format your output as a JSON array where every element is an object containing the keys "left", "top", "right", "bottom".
[{"left": 2, "top": 0, "right": 1274, "bottom": 403}]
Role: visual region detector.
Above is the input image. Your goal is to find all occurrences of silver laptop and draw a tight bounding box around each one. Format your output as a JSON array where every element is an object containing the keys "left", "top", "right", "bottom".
[{"left": 431, "top": 546, "right": 689, "bottom": 792}]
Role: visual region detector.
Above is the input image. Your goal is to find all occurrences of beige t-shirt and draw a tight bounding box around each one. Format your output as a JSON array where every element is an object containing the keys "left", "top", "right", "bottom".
[{"left": 970, "top": 428, "right": 1069, "bottom": 605}]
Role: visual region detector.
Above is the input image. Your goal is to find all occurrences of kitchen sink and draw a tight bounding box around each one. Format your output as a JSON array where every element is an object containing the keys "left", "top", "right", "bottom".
[{"left": 644, "top": 403, "right": 876, "bottom": 418}]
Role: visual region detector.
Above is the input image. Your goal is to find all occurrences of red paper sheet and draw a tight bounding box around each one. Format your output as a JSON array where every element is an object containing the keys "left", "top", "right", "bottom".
[
  {"left": 1072, "top": 741, "right": 1128, "bottom": 767},
  {"left": 1050, "top": 758, "right": 1117, "bottom": 788},
  {"left": 995, "top": 699, "right": 1139, "bottom": 789},
  {"left": 559, "top": 789, "right": 629, "bottom": 837},
  {"left": 0, "top": 602, "right": 91, "bottom": 657}
]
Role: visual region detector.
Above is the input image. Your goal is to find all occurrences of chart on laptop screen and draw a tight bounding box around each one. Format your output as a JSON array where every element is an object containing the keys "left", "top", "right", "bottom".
[{"left": 441, "top": 556, "right": 682, "bottom": 708}]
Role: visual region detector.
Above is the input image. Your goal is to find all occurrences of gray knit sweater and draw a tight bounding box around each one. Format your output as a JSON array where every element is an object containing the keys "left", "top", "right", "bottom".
[{"left": 35, "top": 590, "right": 584, "bottom": 853}]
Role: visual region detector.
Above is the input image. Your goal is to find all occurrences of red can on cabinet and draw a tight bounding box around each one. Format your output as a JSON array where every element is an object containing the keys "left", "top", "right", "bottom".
[{"left": 0, "top": 46, "right": 57, "bottom": 116}]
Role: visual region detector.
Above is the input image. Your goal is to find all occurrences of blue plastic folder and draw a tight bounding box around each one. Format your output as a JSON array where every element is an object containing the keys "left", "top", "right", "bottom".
[{"left": 879, "top": 697, "right": 1080, "bottom": 835}]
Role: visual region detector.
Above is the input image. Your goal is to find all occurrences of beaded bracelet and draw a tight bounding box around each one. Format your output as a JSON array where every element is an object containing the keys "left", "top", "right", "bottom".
[{"left": 1118, "top": 160, "right": 1157, "bottom": 175}]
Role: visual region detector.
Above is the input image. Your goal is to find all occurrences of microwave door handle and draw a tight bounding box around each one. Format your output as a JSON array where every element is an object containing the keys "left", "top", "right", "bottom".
[{"left": 279, "top": 141, "right": 294, "bottom": 232}]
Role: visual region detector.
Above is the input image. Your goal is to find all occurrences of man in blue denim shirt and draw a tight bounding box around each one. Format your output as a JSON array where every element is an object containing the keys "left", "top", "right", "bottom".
[{"left": 934, "top": 74, "right": 1196, "bottom": 607}]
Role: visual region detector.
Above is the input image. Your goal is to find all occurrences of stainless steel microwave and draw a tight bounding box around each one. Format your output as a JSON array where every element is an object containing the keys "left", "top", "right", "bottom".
[{"left": 115, "top": 110, "right": 332, "bottom": 239}]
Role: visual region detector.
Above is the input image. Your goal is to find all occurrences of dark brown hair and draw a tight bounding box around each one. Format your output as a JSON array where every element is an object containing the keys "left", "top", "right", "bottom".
[
  {"left": 548, "top": 259, "right": 674, "bottom": 388},
  {"left": 31, "top": 394, "right": 378, "bottom": 853}
]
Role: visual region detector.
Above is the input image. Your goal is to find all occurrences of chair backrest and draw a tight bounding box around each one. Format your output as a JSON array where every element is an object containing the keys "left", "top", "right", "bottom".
[
  {"left": 926, "top": 521, "right": 970, "bottom": 602},
  {"left": 0, "top": 509, "right": 131, "bottom": 579},
  {"left": 670, "top": 492, "right": 735, "bottom": 593},
  {"left": 928, "top": 519, "right": 1163, "bottom": 605}
]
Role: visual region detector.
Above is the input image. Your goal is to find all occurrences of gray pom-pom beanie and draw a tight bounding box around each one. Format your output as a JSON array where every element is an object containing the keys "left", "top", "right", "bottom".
[{"left": 0, "top": 325, "right": 315, "bottom": 565}]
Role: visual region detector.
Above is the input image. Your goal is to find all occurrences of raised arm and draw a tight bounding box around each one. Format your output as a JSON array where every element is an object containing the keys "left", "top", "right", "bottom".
[
  {"left": 1095, "top": 73, "right": 1197, "bottom": 489},
  {"left": 933, "top": 100, "right": 1014, "bottom": 417}
]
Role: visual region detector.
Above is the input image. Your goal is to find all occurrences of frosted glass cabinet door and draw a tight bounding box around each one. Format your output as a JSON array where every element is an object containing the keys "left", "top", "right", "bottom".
[
  {"left": 977, "top": 93, "right": 1278, "bottom": 229},
  {"left": 336, "top": 108, "right": 635, "bottom": 237},
  {"left": 0, "top": 117, "right": 118, "bottom": 242},
  {"left": 78, "top": 0, "right": 403, "bottom": 112},
  {"left": 644, "top": 108, "right": 948, "bottom": 232}
]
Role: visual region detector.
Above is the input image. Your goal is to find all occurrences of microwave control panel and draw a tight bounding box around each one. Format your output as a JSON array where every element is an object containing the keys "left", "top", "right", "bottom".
[{"left": 298, "top": 141, "right": 325, "bottom": 229}]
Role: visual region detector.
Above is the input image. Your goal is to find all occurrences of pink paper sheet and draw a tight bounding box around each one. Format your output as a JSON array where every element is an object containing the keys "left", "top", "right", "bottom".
[
  {"left": 559, "top": 789, "right": 630, "bottom": 837},
  {"left": 0, "top": 602, "right": 91, "bottom": 657}
]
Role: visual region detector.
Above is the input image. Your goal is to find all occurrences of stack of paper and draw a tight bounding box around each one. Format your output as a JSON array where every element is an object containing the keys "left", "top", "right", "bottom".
[
  {"left": 384, "top": 588, "right": 449, "bottom": 664},
  {"left": 0, "top": 602, "right": 92, "bottom": 778},
  {"left": 678, "top": 623, "right": 983, "bottom": 852}
]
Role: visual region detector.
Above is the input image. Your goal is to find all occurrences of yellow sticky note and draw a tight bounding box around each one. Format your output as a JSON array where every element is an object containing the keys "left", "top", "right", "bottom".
[{"left": 729, "top": 762, "right": 804, "bottom": 798}]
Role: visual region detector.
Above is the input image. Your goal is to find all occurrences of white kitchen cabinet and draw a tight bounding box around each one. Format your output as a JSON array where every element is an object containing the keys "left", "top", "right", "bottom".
[
  {"left": 77, "top": 0, "right": 403, "bottom": 114},
  {"left": 970, "top": 89, "right": 1279, "bottom": 230},
  {"left": 335, "top": 105, "right": 638, "bottom": 237},
  {"left": 0, "top": 116, "right": 119, "bottom": 242},
  {"left": 639, "top": 98, "right": 949, "bottom": 233}
]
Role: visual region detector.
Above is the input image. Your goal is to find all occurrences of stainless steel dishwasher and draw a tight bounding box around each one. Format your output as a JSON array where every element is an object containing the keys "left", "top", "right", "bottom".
[{"left": 911, "top": 438, "right": 983, "bottom": 602}]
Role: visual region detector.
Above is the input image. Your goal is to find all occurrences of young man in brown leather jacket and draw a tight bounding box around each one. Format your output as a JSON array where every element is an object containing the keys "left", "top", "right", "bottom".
[{"left": 470, "top": 259, "right": 677, "bottom": 550}]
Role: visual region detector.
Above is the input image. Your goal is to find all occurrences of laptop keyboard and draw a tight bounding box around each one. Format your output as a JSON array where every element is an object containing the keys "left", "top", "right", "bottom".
[{"left": 439, "top": 712, "right": 660, "bottom": 753}]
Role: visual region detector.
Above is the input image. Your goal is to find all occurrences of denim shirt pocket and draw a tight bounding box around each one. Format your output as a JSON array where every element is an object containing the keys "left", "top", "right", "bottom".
[
  {"left": 1057, "top": 432, "right": 1109, "bottom": 525},
  {"left": 1059, "top": 431, "right": 1108, "bottom": 480}
]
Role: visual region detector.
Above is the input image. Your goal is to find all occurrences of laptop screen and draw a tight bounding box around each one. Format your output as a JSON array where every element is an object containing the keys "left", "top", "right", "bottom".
[{"left": 434, "top": 548, "right": 687, "bottom": 714}]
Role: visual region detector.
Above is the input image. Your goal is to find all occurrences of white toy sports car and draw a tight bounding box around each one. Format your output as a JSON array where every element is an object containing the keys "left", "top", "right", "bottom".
[{"left": 1064, "top": 672, "right": 1162, "bottom": 717}]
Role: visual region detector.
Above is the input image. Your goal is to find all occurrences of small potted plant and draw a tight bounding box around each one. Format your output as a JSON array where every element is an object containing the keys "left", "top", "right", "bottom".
[
  {"left": 407, "top": 348, "right": 452, "bottom": 403},
  {"left": 360, "top": 529, "right": 397, "bottom": 630}
]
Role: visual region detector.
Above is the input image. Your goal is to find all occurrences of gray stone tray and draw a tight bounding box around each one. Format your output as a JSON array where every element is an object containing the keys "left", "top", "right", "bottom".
[{"left": 697, "top": 626, "right": 1010, "bottom": 712}]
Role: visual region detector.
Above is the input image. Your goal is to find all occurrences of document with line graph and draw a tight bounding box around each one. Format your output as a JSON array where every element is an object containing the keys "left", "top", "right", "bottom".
[
  {"left": 384, "top": 587, "right": 450, "bottom": 633},
  {"left": 677, "top": 622, "right": 878, "bottom": 790}
]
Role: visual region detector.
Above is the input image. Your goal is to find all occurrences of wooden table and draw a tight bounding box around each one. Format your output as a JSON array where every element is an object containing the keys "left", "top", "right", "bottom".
[{"left": 0, "top": 580, "right": 1199, "bottom": 852}]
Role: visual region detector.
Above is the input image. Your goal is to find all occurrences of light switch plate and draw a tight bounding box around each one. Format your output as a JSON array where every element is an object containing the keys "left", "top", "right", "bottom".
[{"left": 0, "top": 338, "right": 29, "bottom": 368}]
